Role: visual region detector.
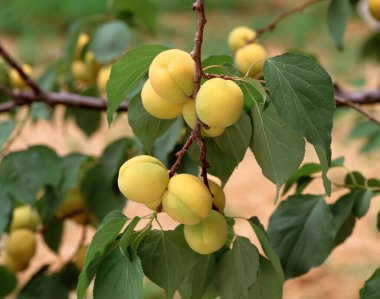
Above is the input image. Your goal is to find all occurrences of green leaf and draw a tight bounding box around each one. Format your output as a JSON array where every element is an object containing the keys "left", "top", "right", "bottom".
[
  {"left": 138, "top": 230, "right": 198, "bottom": 298},
  {"left": 82, "top": 165, "right": 126, "bottom": 222},
  {"left": 0, "top": 191, "right": 12, "bottom": 234},
  {"left": 248, "top": 217, "right": 284, "bottom": 283},
  {"left": 352, "top": 190, "right": 374, "bottom": 218},
  {"left": 359, "top": 267, "right": 380, "bottom": 299},
  {"left": 77, "top": 211, "right": 128, "bottom": 299},
  {"left": 60, "top": 154, "right": 88, "bottom": 196},
  {"left": 89, "top": 20, "right": 132, "bottom": 64},
  {"left": 18, "top": 268, "right": 69, "bottom": 299},
  {"left": 264, "top": 53, "right": 335, "bottom": 196},
  {"left": 93, "top": 249, "right": 143, "bottom": 299},
  {"left": 345, "top": 171, "right": 366, "bottom": 189},
  {"left": 106, "top": 44, "right": 169, "bottom": 123},
  {"left": 128, "top": 94, "right": 176, "bottom": 152},
  {"left": 239, "top": 78, "right": 266, "bottom": 111},
  {"left": 327, "top": 0, "right": 351, "bottom": 49},
  {"left": 214, "top": 112, "right": 252, "bottom": 164},
  {"left": 0, "top": 121, "right": 15, "bottom": 150},
  {"left": 113, "top": 0, "right": 158, "bottom": 32},
  {"left": 43, "top": 221, "right": 64, "bottom": 253},
  {"left": 214, "top": 237, "right": 260, "bottom": 298},
  {"left": 268, "top": 194, "right": 335, "bottom": 279},
  {"left": 30, "top": 103, "right": 52, "bottom": 121},
  {"left": 66, "top": 107, "right": 101, "bottom": 137},
  {"left": 242, "top": 256, "right": 283, "bottom": 299},
  {"left": 250, "top": 104, "right": 305, "bottom": 202},
  {"left": 0, "top": 266, "right": 17, "bottom": 298},
  {"left": 179, "top": 254, "right": 216, "bottom": 299},
  {"left": 202, "top": 55, "right": 234, "bottom": 68}
]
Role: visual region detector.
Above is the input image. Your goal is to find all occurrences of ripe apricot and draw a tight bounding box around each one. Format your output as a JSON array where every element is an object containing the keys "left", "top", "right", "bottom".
[
  {"left": 228, "top": 26, "right": 256, "bottom": 52},
  {"left": 235, "top": 43, "right": 267, "bottom": 78}
]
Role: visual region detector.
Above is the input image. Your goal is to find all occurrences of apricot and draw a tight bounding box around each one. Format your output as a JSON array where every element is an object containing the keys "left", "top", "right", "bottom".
[
  {"left": 97, "top": 65, "right": 112, "bottom": 94},
  {"left": 208, "top": 180, "right": 226, "bottom": 213},
  {"left": 74, "top": 245, "right": 88, "bottom": 270},
  {"left": 369, "top": 0, "right": 380, "bottom": 21},
  {"left": 56, "top": 188, "right": 93, "bottom": 225},
  {"left": 182, "top": 100, "right": 225, "bottom": 137},
  {"left": 3, "top": 252, "right": 29, "bottom": 273},
  {"left": 196, "top": 78, "right": 243, "bottom": 128},
  {"left": 149, "top": 49, "right": 195, "bottom": 103},
  {"left": 141, "top": 80, "right": 183, "bottom": 119},
  {"left": 235, "top": 43, "right": 267, "bottom": 78},
  {"left": 118, "top": 155, "right": 169, "bottom": 204},
  {"left": 71, "top": 60, "right": 93, "bottom": 83},
  {"left": 10, "top": 205, "right": 40, "bottom": 231},
  {"left": 184, "top": 210, "right": 227, "bottom": 254},
  {"left": 75, "top": 33, "right": 90, "bottom": 59},
  {"left": 145, "top": 198, "right": 162, "bottom": 211},
  {"left": 162, "top": 174, "right": 212, "bottom": 225},
  {"left": 9, "top": 64, "right": 32, "bottom": 90},
  {"left": 228, "top": 26, "right": 256, "bottom": 52},
  {"left": 6, "top": 229, "right": 36, "bottom": 264}
]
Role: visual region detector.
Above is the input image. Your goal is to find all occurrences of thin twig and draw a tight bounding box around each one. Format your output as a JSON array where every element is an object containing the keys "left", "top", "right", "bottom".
[
  {"left": 0, "top": 43, "right": 45, "bottom": 96},
  {"left": 335, "top": 95, "right": 380, "bottom": 126},
  {"left": 246, "top": 0, "right": 325, "bottom": 44}
]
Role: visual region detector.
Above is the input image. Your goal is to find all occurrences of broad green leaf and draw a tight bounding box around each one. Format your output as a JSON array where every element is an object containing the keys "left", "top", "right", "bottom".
[
  {"left": 153, "top": 117, "right": 184, "bottom": 165},
  {"left": 0, "top": 121, "right": 15, "bottom": 150},
  {"left": 327, "top": 0, "right": 351, "bottom": 49},
  {"left": 248, "top": 217, "right": 284, "bottom": 283},
  {"left": 113, "top": 0, "right": 158, "bottom": 32},
  {"left": 264, "top": 53, "right": 335, "bottom": 195},
  {"left": 345, "top": 171, "right": 366, "bottom": 189},
  {"left": 89, "top": 20, "right": 132, "bottom": 64},
  {"left": 30, "top": 103, "right": 52, "bottom": 121},
  {"left": 93, "top": 249, "right": 143, "bottom": 299},
  {"left": 201, "top": 55, "right": 236, "bottom": 77},
  {"left": 350, "top": 121, "right": 380, "bottom": 138},
  {"left": 0, "top": 191, "right": 12, "bottom": 234},
  {"left": 77, "top": 211, "right": 128, "bottom": 299},
  {"left": 128, "top": 94, "right": 176, "bottom": 152},
  {"left": 60, "top": 154, "right": 88, "bottom": 196},
  {"left": 202, "top": 55, "right": 234, "bottom": 68},
  {"left": 250, "top": 104, "right": 305, "bottom": 202},
  {"left": 101, "top": 137, "right": 135, "bottom": 184},
  {"left": 330, "top": 192, "right": 356, "bottom": 246},
  {"left": 0, "top": 266, "right": 17, "bottom": 298},
  {"left": 178, "top": 254, "right": 216, "bottom": 299},
  {"left": 107, "top": 44, "right": 169, "bottom": 123},
  {"left": 66, "top": 107, "right": 101, "bottom": 137},
  {"left": 43, "top": 221, "right": 64, "bottom": 253},
  {"left": 18, "top": 268, "right": 69, "bottom": 299},
  {"left": 283, "top": 157, "right": 344, "bottom": 195},
  {"left": 188, "top": 138, "right": 236, "bottom": 185},
  {"left": 81, "top": 165, "right": 126, "bottom": 222},
  {"left": 268, "top": 195, "right": 335, "bottom": 279},
  {"left": 239, "top": 78, "right": 266, "bottom": 110},
  {"left": 242, "top": 256, "right": 283, "bottom": 299},
  {"left": 359, "top": 267, "right": 380, "bottom": 299},
  {"left": 214, "top": 112, "right": 252, "bottom": 164},
  {"left": 119, "top": 217, "right": 142, "bottom": 255},
  {"left": 352, "top": 190, "right": 374, "bottom": 218},
  {"left": 138, "top": 230, "right": 198, "bottom": 298},
  {"left": 214, "top": 237, "right": 260, "bottom": 298}
]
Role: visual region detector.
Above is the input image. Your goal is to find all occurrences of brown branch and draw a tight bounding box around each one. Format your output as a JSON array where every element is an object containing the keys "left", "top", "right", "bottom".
[
  {"left": 246, "top": 0, "right": 325, "bottom": 44},
  {"left": 335, "top": 95, "right": 380, "bottom": 126},
  {"left": 0, "top": 43, "right": 45, "bottom": 96},
  {"left": 334, "top": 84, "right": 380, "bottom": 106},
  {"left": 203, "top": 72, "right": 237, "bottom": 81},
  {"left": 0, "top": 89, "right": 128, "bottom": 113}
]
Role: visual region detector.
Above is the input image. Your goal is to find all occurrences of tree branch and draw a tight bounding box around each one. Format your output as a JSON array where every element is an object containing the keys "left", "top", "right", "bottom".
[
  {"left": 246, "top": 0, "right": 326, "bottom": 44},
  {"left": 0, "top": 43, "right": 45, "bottom": 96}
]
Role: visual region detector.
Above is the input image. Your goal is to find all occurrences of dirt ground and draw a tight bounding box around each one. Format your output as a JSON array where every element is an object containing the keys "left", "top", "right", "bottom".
[{"left": 3, "top": 100, "right": 379, "bottom": 299}]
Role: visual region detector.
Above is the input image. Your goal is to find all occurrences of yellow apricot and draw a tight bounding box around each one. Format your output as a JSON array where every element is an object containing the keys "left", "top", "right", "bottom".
[
  {"left": 196, "top": 78, "right": 243, "bottom": 128},
  {"left": 74, "top": 245, "right": 88, "bottom": 270},
  {"left": 9, "top": 64, "right": 32, "bottom": 90},
  {"left": 118, "top": 155, "right": 169, "bottom": 204},
  {"left": 162, "top": 174, "right": 212, "bottom": 225},
  {"left": 369, "top": 0, "right": 380, "bottom": 21},
  {"left": 56, "top": 188, "right": 93, "bottom": 225},
  {"left": 235, "top": 43, "right": 267, "bottom": 78},
  {"left": 10, "top": 205, "right": 40, "bottom": 231},
  {"left": 97, "top": 66, "right": 112, "bottom": 94},
  {"left": 182, "top": 100, "right": 225, "bottom": 137},
  {"left": 149, "top": 49, "right": 195, "bottom": 103},
  {"left": 145, "top": 198, "right": 162, "bottom": 211},
  {"left": 6, "top": 229, "right": 36, "bottom": 264},
  {"left": 3, "top": 252, "right": 29, "bottom": 273},
  {"left": 208, "top": 180, "right": 226, "bottom": 213},
  {"left": 71, "top": 60, "right": 93, "bottom": 83},
  {"left": 184, "top": 210, "right": 227, "bottom": 254},
  {"left": 141, "top": 80, "right": 183, "bottom": 119},
  {"left": 228, "top": 26, "right": 256, "bottom": 52}
]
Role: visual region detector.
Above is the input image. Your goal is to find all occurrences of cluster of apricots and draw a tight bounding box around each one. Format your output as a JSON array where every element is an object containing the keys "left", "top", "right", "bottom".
[
  {"left": 118, "top": 155, "right": 228, "bottom": 254},
  {"left": 3, "top": 206, "right": 39, "bottom": 272},
  {"left": 141, "top": 49, "right": 244, "bottom": 137}
]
